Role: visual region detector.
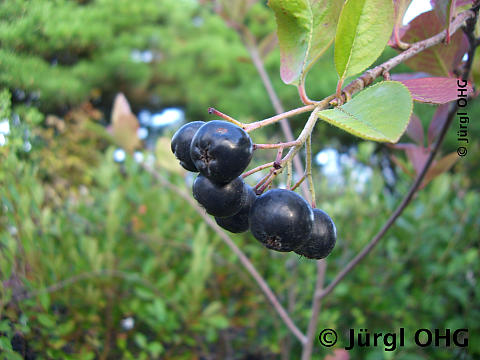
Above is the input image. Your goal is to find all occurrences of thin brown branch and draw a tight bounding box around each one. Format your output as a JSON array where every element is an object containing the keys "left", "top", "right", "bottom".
[
  {"left": 245, "top": 105, "right": 315, "bottom": 132},
  {"left": 301, "top": 260, "right": 327, "bottom": 360},
  {"left": 242, "top": 161, "right": 275, "bottom": 178},
  {"left": 254, "top": 140, "right": 300, "bottom": 150},
  {"left": 143, "top": 164, "right": 307, "bottom": 344}
]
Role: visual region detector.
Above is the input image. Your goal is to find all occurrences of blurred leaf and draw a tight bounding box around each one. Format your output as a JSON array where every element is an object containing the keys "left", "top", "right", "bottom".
[
  {"left": 134, "top": 333, "right": 148, "bottom": 349},
  {"left": 402, "top": 10, "right": 469, "bottom": 76},
  {"left": 37, "top": 314, "right": 56, "bottom": 328},
  {"left": 317, "top": 81, "right": 412, "bottom": 142},
  {"left": 427, "top": 103, "right": 450, "bottom": 146},
  {"left": 422, "top": 152, "right": 459, "bottom": 188},
  {"left": 405, "top": 145, "right": 429, "bottom": 174},
  {"left": 405, "top": 113, "right": 424, "bottom": 144},
  {"left": 268, "top": 0, "right": 342, "bottom": 84},
  {"left": 109, "top": 93, "right": 140, "bottom": 154},
  {"left": 334, "top": 0, "right": 394, "bottom": 81},
  {"left": 147, "top": 341, "right": 164, "bottom": 357},
  {"left": 399, "top": 77, "right": 473, "bottom": 103},
  {"left": 39, "top": 291, "right": 50, "bottom": 311},
  {"left": 155, "top": 137, "right": 183, "bottom": 175}
]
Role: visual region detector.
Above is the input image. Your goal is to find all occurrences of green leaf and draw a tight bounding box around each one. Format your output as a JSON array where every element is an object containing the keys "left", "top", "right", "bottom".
[
  {"left": 268, "top": 0, "right": 342, "bottom": 84},
  {"left": 334, "top": 0, "right": 394, "bottom": 81},
  {"left": 37, "top": 313, "right": 56, "bottom": 328},
  {"left": 317, "top": 81, "right": 412, "bottom": 142}
]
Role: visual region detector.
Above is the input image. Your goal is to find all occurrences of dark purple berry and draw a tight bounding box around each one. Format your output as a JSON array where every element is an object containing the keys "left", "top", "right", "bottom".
[
  {"left": 294, "top": 209, "right": 336, "bottom": 259},
  {"left": 249, "top": 189, "right": 314, "bottom": 252},
  {"left": 171, "top": 121, "right": 205, "bottom": 172},
  {"left": 190, "top": 120, "right": 253, "bottom": 184},
  {"left": 193, "top": 174, "right": 248, "bottom": 217},
  {"left": 215, "top": 185, "right": 256, "bottom": 233}
]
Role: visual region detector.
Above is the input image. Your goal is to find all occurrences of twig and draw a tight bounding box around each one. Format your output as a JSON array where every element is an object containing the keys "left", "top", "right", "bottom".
[
  {"left": 245, "top": 105, "right": 315, "bottom": 132},
  {"left": 208, "top": 107, "right": 245, "bottom": 128},
  {"left": 254, "top": 140, "right": 300, "bottom": 150},
  {"left": 301, "top": 260, "right": 327, "bottom": 360},
  {"left": 242, "top": 161, "right": 275, "bottom": 178},
  {"left": 291, "top": 174, "right": 306, "bottom": 191},
  {"left": 143, "top": 164, "right": 307, "bottom": 344},
  {"left": 305, "top": 135, "right": 316, "bottom": 208},
  {"left": 286, "top": 161, "right": 293, "bottom": 189}
]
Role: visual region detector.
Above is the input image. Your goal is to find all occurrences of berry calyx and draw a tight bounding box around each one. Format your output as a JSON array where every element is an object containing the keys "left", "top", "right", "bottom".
[
  {"left": 294, "top": 209, "right": 336, "bottom": 259},
  {"left": 215, "top": 185, "right": 256, "bottom": 233},
  {"left": 192, "top": 174, "right": 248, "bottom": 217},
  {"left": 249, "top": 189, "right": 314, "bottom": 252},
  {"left": 190, "top": 120, "right": 253, "bottom": 184},
  {"left": 171, "top": 121, "right": 205, "bottom": 172}
]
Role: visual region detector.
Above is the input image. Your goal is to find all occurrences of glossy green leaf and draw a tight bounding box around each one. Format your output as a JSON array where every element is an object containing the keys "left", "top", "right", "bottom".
[
  {"left": 268, "top": 0, "right": 342, "bottom": 84},
  {"left": 334, "top": 0, "right": 394, "bottom": 80},
  {"left": 317, "top": 81, "right": 413, "bottom": 142}
]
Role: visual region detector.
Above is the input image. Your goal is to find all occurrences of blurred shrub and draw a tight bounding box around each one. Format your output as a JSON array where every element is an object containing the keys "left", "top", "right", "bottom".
[{"left": 1, "top": 90, "right": 479, "bottom": 359}]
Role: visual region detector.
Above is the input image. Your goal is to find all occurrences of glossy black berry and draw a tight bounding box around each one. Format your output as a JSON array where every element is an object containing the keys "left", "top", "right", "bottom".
[
  {"left": 171, "top": 121, "right": 205, "bottom": 172},
  {"left": 215, "top": 185, "right": 256, "bottom": 233},
  {"left": 190, "top": 120, "right": 253, "bottom": 184},
  {"left": 192, "top": 174, "right": 248, "bottom": 217},
  {"left": 294, "top": 209, "right": 336, "bottom": 259},
  {"left": 249, "top": 189, "right": 314, "bottom": 252}
]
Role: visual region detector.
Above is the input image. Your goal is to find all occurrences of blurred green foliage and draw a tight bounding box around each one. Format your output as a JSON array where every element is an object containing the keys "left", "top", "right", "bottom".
[
  {"left": 1, "top": 88, "right": 479, "bottom": 359},
  {"left": 1, "top": 0, "right": 480, "bottom": 359}
]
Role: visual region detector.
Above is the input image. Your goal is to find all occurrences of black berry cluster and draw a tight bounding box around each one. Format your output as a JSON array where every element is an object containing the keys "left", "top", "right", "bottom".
[{"left": 171, "top": 120, "right": 336, "bottom": 259}]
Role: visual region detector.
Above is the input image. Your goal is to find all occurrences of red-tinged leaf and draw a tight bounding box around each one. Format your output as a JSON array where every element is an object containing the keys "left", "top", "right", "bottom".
[
  {"left": 406, "top": 113, "right": 424, "bottom": 144},
  {"left": 391, "top": 72, "right": 431, "bottom": 81},
  {"left": 421, "top": 151, "right": 459, "bottom": 188},
  {"left": 431, "top": 0, "right": 456, "bottom": 43},
  {"left": 405, "top": 145, "right": 429, "bottom": 175},
  {"left": 428, "top": 103, "right": 450, "bottom": 145},
  {"left": 399, "top": 77, "right": 473, "bottom": 104},
  {"left": 324, "top": 349, "right": 350, "bottom": 360},
  {"left": 402, "top": 10, "right": 469, "bottom": 76},
  {"left": 390, "top": 142, "right": 418, "bottom": 150}
]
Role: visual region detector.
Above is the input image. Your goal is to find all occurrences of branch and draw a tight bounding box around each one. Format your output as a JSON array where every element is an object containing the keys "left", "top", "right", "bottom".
[
  {"left": 301, "top": 260, "right": 327, "bottom": 360},
  {"left": 317, "top": 9, "right": 479, "bottom": 300},
  {"left": 142, "top": 164, "right": 307, "bottom": 344}
]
